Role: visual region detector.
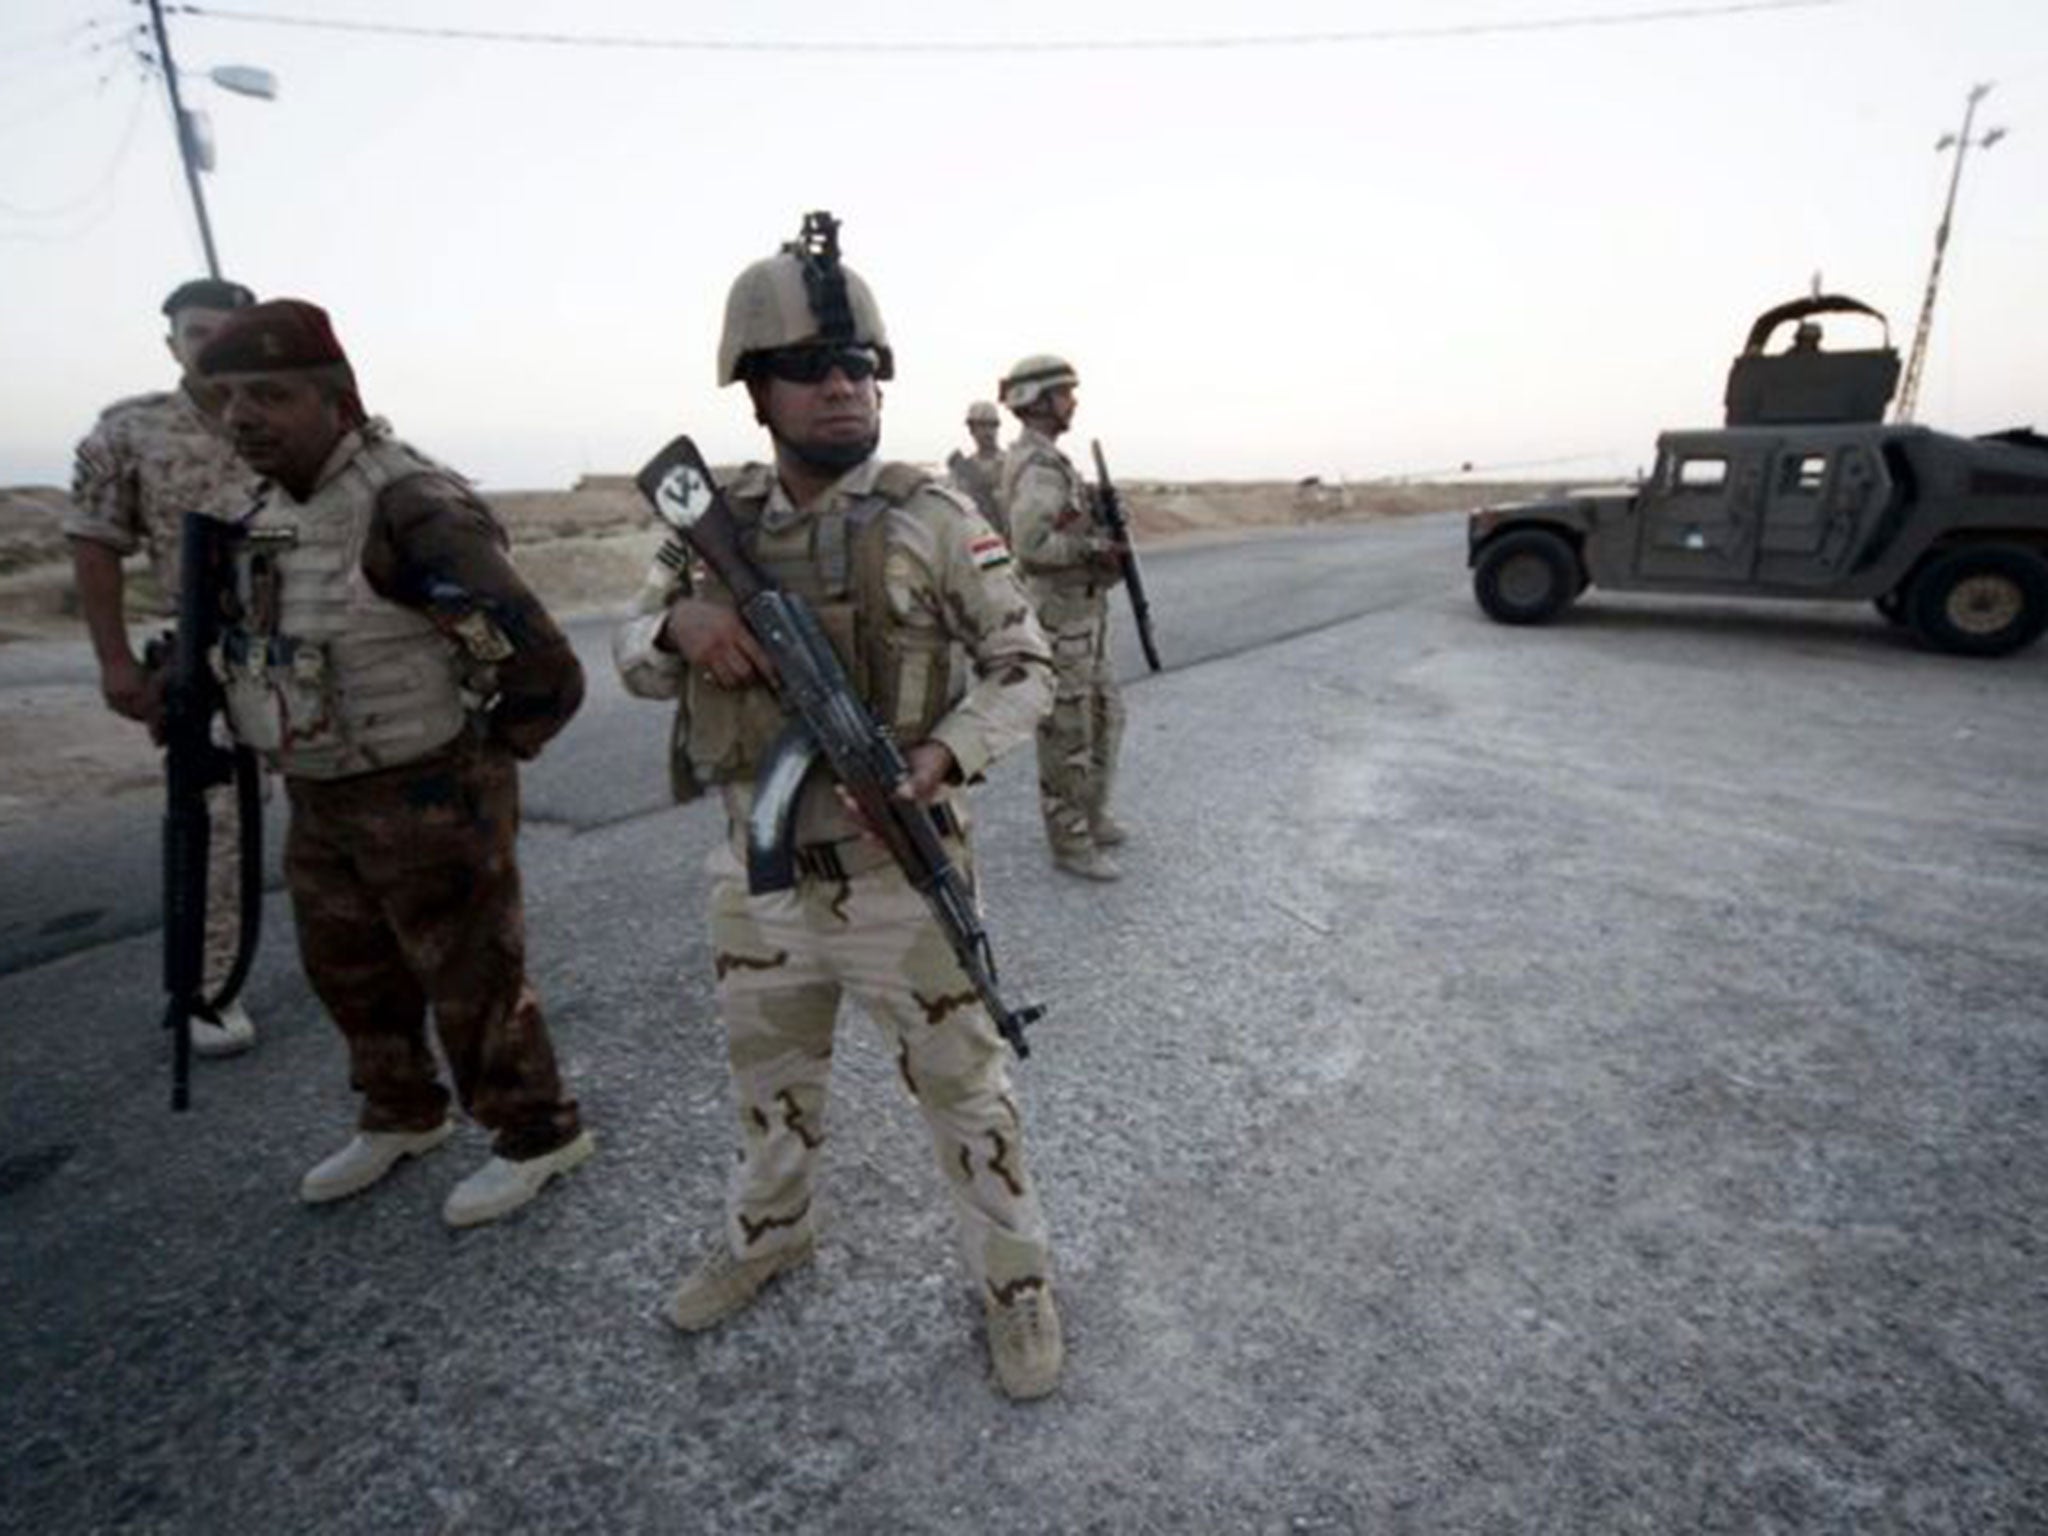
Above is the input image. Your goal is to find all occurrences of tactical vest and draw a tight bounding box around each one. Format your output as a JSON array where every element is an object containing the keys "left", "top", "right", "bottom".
[
  {"left": 218, "top": 435, "right": 473, "bottom": 780},
  {"left": 683, "top": 462, "right": 960, "bottom": 794}
]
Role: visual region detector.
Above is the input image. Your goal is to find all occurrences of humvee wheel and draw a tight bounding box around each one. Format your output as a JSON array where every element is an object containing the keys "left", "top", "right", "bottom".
[
  {"left": 1906, "top": 545, "right": 2048, "bottom": 657},
  {"left": 1474, "top": 529, "right": 1580, "bottom": 625}
]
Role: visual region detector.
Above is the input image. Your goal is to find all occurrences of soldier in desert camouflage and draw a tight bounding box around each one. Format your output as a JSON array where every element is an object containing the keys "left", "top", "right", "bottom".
[
  {"left": 946, "top": 400, "right": 1005, "bottom": 534},
  {"left": 67, "top": 278, "right": 265, "bottom": 1058},
  {"left": 614, "top": 216, "right": 1065, "bottom": 1400},
  {"left": 997, "top": 355, "right": 1129, "bottom": 882},
  {"left": 195, "top": 299, "right": 594, "bottom": 1227}
]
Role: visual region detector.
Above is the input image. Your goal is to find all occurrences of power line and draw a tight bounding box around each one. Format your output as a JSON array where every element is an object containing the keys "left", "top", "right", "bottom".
[
  {"left": 0, "top": 72, "right": 125, "bottom": 136},
  {"left": 0, "top": 7, "right": 130, "bottom": 56},
  {"left": 0, "top": 75, "right": 148, "bottom": 220},
  {"left": 0, "top": 24, "right": 130, "bottom": 92},
  {"left": 167, "top": 0, "right": 1845, "bottom": 55}
]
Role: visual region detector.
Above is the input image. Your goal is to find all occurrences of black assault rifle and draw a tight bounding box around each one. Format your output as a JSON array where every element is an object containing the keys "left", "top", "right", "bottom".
[
  {"left": 155, "top": 511, "right": 264, "bottom": 1109},
  {"left": 1089, "top": 439, "right": 1163, "bottom": 672},
  {"left": 635, "top": 436, "right": 1044, "bottom": 1058}
]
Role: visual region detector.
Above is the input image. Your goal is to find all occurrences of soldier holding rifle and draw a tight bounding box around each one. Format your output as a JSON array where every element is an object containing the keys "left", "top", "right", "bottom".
[
  {"left": 67, "top": 277, "right": 263, "bottom": 1058},
  {"left": 614, "top": 214, "right": 1067, "bottom": 1400},
  {"left": 997, "top": 355, "right": 1131, "bottom": 881}
]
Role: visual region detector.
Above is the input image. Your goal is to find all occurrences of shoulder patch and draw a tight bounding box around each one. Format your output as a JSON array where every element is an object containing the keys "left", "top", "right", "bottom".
[{"left": 967, "top": 531, "right": 1012, "bottom": 570}]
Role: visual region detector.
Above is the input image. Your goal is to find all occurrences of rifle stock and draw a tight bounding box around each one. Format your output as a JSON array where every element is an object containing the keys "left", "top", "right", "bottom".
[{"left": 635, "top": 437, "right": 1044, "bottom": 1057}]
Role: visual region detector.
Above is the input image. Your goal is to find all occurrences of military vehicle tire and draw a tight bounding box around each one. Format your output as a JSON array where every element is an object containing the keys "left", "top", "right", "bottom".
[
  {"left": 1474, "top": 529, "right": 1580, "bottom": 625},
  {"left": 1905, "top": 544, "right": 2048, "bottom": 657}
]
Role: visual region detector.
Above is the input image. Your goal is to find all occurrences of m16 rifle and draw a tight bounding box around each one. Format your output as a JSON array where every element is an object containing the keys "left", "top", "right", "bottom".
[
  {"left": 155, "top": 511, "right": 263, "bottom": 1109},
  {"left": 635, "top": 436, "right": 1044, "bottom": 1058},
  {"left": 1089, "top": 440, "right": 1163, "bottom": 672}
]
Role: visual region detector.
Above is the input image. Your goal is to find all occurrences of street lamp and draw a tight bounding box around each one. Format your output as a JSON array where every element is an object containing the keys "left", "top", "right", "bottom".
[
  {"left": 145, "top": 0, "right": 276, "bottom": 279},
  {"left": 1895, "top": 83, "right": 2008, "bottom": 424}
]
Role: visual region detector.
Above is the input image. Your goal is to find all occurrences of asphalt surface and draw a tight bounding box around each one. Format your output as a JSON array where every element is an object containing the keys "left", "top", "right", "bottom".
[{"left": 3, "top": 514, "right": 2045, "bottom": 1533}]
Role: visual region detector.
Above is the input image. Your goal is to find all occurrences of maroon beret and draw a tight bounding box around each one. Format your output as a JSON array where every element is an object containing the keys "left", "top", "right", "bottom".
[{"left": 195, "top": 299, "right": 351, "bottom": 376}]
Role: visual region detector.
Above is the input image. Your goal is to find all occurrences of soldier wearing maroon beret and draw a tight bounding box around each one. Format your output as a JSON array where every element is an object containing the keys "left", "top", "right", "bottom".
[
  {"left": 197, "top": 299, "right": 594, "bottom": 1226},
  {"left": 67, "top": 276, "right": 264, "bottom": 1059}
]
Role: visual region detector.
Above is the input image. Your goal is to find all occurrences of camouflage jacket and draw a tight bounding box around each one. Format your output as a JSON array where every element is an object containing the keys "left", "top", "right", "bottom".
[
  {"left": 946, "top": 446, "right": 1005, "bottom": 534},
  {"left": 67, "top": 382, "right": 261, "bottom": 607},
  {"left": 998, "top": 426, "right": 1118, "bottom": 583},
  {"left": 612, "top": 455, "right": 1052, "bottom": 840}
]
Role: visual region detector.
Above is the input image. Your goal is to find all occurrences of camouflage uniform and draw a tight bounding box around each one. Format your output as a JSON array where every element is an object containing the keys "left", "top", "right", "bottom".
[
  {"left": 946, "top": 447, "right": 1005, "bottom": 536},
  {"left": 615, "top": 455, "right": 1056, "bottom": 1296},
  {"left": 225, "top": 423, "right": 585, "bottom": 1159},
  {"left": 68, "top": 385, "right": 261, "bottom": 991},
  {"left": 999, "top": 425, "right": 1126, "bottom": 859}
]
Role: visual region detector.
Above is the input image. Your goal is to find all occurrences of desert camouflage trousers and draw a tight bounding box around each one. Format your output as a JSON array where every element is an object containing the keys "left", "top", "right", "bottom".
[
  {"left": 283, "top": 735, "right": 581, "bottom": 1160},
  {"left": 1030, "top": 582, "right": 1125, "bottom": 856},
  {"left": 707, "top": 844, "right": 1052, "bottom": 1299},
  {"left": 201, "top": 780, "right": 242, "bottom": 994}
]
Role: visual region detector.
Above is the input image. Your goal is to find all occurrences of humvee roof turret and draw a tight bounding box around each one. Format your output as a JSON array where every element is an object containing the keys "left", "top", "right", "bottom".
[{"left": 1467, "top": 295, "right": 2048, "bottom": 656}]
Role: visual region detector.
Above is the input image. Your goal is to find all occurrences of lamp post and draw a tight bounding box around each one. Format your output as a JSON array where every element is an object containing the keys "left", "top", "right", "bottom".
[
  {"left": 1895, "top": 83, "right": 2008, "bottom": 424},
  {"left": 145, "top": 0, "right": 276, "bottom": 279}
]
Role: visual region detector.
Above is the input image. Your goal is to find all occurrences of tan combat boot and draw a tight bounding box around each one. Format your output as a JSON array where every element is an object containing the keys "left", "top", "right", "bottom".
[
  {"left": 1052, "top": 847, "right": 1120, "bottom": 882},
  {"left": 1088, "top": 813, "right": 1128, "bottom": 848},
  {"left": 299, "top": 1120, "right": 454, "bottom": 1205},
  {"left": 667, "top": 1233, "right": 816, "bottom": 1333},
  {"left": 986, "top": 1284, "right": 1063, "bottom": 1400}
]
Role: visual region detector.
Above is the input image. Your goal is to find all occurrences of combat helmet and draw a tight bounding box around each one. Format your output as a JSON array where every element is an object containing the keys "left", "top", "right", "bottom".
[
  {"left": 966, "top": 399, "right": 1001, "bottom": 425},
  {"left": 999, "top": 355, "right": 1078, "bottom": 413},
  {"left": 717, "top": 211, "right": 894, "bottom": 386}
]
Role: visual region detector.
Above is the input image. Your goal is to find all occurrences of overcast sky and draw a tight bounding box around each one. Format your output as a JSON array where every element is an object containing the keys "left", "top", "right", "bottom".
[{"left": 2, "top": 0, "right": 2040, "bottom": 490}]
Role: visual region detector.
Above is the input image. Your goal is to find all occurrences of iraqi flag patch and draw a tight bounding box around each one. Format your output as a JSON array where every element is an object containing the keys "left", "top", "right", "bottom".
[{"left": 968, "top": 532, "right": 1011, "bottom": 569}]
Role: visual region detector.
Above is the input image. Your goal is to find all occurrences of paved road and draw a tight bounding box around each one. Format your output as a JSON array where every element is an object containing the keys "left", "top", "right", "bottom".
[
  {"left": 4, "top": 515, "right": 2045, "bottom": 1533},
  {"left": 0, "top": 519, "right": 1437, "bottom": 978}
]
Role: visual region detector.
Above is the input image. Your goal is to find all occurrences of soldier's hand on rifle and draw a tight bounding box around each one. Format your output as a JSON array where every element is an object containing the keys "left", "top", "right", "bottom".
[
  {"left": 101, "top": 652, "right": 165, "bottom": 731},
  {"left": 661, "top": 598, "right": 777, "bottom": 689},
  {"left": 834, "top": 741, "right": 957, "bottom": 840}
]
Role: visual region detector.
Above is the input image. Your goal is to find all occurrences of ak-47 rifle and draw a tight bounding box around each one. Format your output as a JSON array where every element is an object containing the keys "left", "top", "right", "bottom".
[
  {"left": 155, "top": 511, "right": 263, "bottom": 1109},
  {"left": 635, "top": 436, "right": 1044, "bottom": 1058},
  {"left": 1089, "top": 439, "right": 1163, "bottom": 672}
]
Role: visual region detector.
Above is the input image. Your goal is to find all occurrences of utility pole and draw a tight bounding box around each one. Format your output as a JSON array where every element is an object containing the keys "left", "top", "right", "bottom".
[
  {"left": 146, "top": 0, "right": 222, "bottom": 278},
  {"left": 1895, "top": 83, "right": 2008, "bottom": 424}
]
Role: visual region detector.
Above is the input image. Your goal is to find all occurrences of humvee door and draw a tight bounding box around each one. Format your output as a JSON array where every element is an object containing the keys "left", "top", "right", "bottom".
[
  {"left": 1752, "top": 438, "right": 1892, "bottom": 586},
  {"left": 1635, "top": 434, "right": 1773, "bottom": 583},
  {"left": 1635, "top": 433, "right": 1893, "bottom": 588}
]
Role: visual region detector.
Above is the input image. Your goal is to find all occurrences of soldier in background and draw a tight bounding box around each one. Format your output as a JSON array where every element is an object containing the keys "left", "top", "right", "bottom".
[
  {"left": 196, "top": 299, "right": 594, "bottom": 1227},
  {"left": 946, "top": 400, "right": 1005, "bottom": 533},
  {"left": 997, "top": 355, "right": 1128, "bottom": 882},
  {"left": 615, "top": 219, "right": 1065, "bottom": 1400},
  {"left": 67, "top": 277, "right": 263, "bottom": 1058}
]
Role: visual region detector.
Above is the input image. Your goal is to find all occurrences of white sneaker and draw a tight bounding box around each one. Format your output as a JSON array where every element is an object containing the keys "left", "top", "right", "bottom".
[
  {"left": 300, "top": 1121, "right": 455, "bottom": 1205},
  {"left": 191, "top": 1000, "right": 258, "bottom": 1059},
  {"left": 442, "top": 1130, "right": 596, "bottom": 1229}
]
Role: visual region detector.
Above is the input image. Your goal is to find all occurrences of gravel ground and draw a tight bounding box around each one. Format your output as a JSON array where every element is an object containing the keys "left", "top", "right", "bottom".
[{"left": 2, "top": 521, "right": 2044, "bottom": 1533}]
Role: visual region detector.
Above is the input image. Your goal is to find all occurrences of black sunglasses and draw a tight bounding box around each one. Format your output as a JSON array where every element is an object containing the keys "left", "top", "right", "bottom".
[{"left": 756, "top": 345, "right": 882, "bottom": 384}]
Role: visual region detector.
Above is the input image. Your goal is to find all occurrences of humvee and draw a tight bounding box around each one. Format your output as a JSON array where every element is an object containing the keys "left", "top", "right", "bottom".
[{"left": 1466, "top": 295, "right": 2048, "bottom": 656}]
